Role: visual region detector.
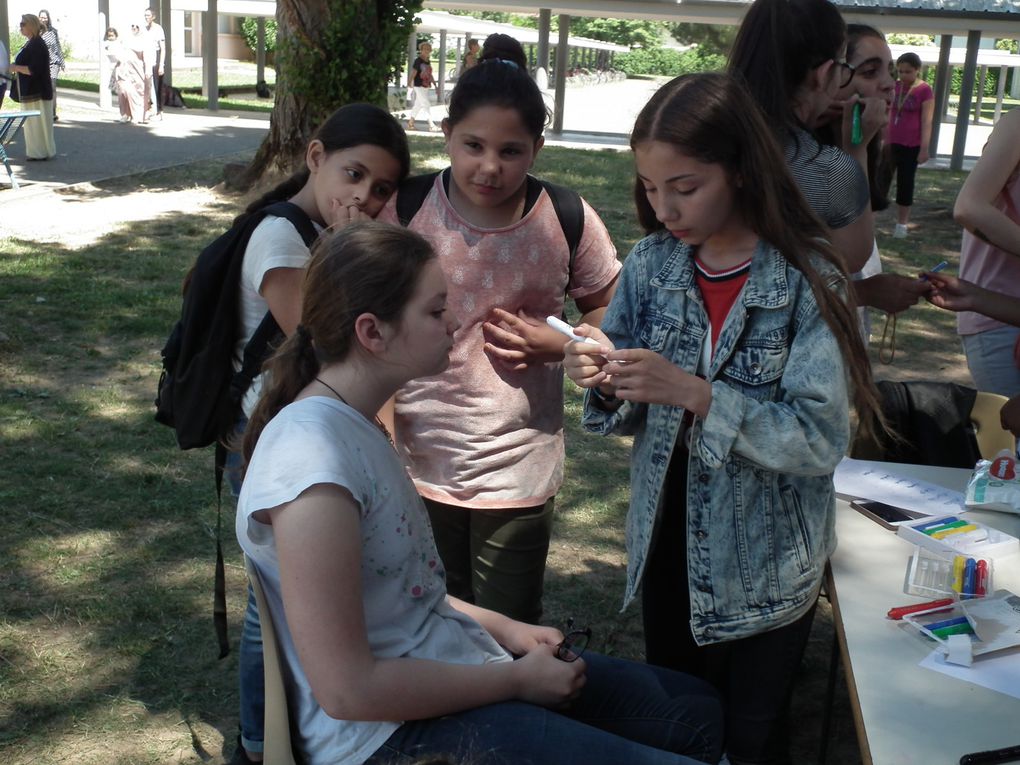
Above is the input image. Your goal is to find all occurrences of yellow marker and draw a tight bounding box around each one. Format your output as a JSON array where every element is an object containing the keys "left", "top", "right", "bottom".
[
  {"left": 952, "top": 555, "right": 966, "bottom": 593},
  {"left": 931, "top": 524, "right": 979, "bottom": 540}
]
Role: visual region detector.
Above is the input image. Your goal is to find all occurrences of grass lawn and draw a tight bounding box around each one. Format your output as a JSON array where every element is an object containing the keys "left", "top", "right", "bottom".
[{"left": 0, "top": 137, "right": 973, "bottom": 764}]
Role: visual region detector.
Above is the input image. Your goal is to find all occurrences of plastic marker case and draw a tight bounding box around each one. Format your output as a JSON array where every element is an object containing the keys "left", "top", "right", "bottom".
[
  {"left": 903, "top": 545, "right": 993, "bottom": 599},
  {"left": 896, "top": 514, "right": 1019, "bottom": 559}
]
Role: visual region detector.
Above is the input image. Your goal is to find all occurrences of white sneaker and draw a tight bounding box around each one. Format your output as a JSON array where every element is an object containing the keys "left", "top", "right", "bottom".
[{"left": 893, "top": 223, "right": 908, "bottom": 239}]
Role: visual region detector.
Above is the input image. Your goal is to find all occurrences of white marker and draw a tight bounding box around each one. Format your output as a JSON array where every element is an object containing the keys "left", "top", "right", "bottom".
[{"left": 546, "top": 315, "right": 600, "bottom": 345}]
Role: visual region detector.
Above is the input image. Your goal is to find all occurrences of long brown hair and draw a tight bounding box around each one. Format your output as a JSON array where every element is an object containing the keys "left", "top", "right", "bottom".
[
  {"left": 631, "top": 72, "right": 883, "bottom": 439},
  {"left": 242, "top": 222, "right": 436, "bottom": 462}
]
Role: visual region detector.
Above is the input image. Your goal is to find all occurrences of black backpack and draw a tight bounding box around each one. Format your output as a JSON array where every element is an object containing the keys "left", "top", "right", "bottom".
[
  {"left": 155, "top": 201, "right": 317, "bottom": 450},
  {"left": 396, "top": 170, "right": 585, "bottom": 274},
  {"left": 154, "top": 200, "right": 316, "bottom": 658}
]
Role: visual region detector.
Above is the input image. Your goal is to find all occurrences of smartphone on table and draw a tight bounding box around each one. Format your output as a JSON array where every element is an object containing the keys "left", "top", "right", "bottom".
[{"left": 849, "top": 499, "right": 926, "bottom": 530}]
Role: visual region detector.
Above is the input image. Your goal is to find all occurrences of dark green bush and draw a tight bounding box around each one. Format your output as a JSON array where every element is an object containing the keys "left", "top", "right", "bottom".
[{"left": 616, "top": 46, "right": 725, "bottom": 78}]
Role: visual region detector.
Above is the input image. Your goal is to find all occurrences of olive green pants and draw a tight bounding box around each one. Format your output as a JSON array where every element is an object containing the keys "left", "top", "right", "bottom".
[{"left": 423, "top": 497, "right": 555, "bottom": 624}]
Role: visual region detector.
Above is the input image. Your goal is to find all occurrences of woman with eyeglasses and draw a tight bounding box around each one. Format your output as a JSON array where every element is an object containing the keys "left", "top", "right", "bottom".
[
  {"left": 729, "top": 0, "right": 885, "bottom": 276},
  {"left": 9, "top": 14, "right": 56, "bottom": 160},
  {"left": 816, "top": 24, "right": 932, "bottom": 336}
]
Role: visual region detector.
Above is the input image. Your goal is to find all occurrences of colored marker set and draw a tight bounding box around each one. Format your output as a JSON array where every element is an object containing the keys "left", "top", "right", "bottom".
[
  {"left": 904, "top": 603, "right": 976, "bottom": 644},
  {"left": 904, "top": 546, "right": 994, "bottom": 599},
  {"left": 897, "top": 514, "right": 1019, "bottom": 559}
]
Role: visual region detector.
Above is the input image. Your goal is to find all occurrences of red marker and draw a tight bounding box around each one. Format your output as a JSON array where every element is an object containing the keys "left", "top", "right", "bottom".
[
  {"left": 887, "top": 598, "right": 955, "bottom": 620},
  {"left": 976, "top": 560, "right": 988, "bottom": 596}
]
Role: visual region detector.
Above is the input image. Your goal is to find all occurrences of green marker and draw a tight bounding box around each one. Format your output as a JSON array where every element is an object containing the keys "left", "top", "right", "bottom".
[{"left": 851, "top": 102, "right": 863, "bottom": 145}]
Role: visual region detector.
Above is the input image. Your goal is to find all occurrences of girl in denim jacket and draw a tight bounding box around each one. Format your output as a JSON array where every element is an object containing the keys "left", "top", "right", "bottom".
[{"left": 564, "top": 73, "right": 884, "bottom": 765}]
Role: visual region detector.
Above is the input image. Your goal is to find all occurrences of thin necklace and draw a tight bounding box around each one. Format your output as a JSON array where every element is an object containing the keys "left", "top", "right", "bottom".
[
  {"left": 893, "top": 80, "right": 918, "bottom": 124},
  {"left": 314, "top": 377, "right": 395, "bottom": 446}
]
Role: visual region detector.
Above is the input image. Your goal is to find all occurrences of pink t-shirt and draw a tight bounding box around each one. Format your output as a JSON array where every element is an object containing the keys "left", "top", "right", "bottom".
[
  {"left": 379, "top": 174, "right": 620, "bottom": 508},
  {"left": 958, "top": 165, "right": 1020, "bottom": 335},
  {"left": 888, "top": 80, "right": 933, "bottom": 147}
]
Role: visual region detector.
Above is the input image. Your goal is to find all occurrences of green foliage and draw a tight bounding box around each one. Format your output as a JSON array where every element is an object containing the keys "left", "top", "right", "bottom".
[
  {"left": 9, "top": 28, "right": 26, "bottom": 54},
  {"left": 924, "top": 65, "right": 1004, "bottom": 98},
  {"left": 240, "top": 17, "right": 278, "bottom": 55},
  {"left": 668, "top": 23, "right": 735, "bottom": 57},
  {"left": 996, "top": 38, "right": 1018, "bottom": 54},
  {"left": 616, "top": 46, "right": 725, "bottom": 78},
  {"left": 278, "top": 0, "right": 423, "bottom": 112},
  {"left": 888, "top": 33, "right": 936, "bottom": 46},
  {"left": 570, "top": 19, "right": 664, "bottom": 49}
]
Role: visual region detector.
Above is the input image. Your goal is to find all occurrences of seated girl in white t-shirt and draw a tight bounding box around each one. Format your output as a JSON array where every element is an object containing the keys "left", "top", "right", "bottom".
[{"left": 236, "top": 222, "right": 723, "bottom": 765}]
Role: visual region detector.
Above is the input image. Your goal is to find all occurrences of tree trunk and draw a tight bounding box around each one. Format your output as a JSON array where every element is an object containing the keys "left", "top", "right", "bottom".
[{"left": 229, "top": 0, "right": 422, "bottom": 192}]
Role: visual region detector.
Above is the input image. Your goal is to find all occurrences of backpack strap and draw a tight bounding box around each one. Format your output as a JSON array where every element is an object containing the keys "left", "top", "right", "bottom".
[
  {"left": 396, "top": 171, "right": 442, "bottom": 226},
  {"left": 395, "top": 171, "right": 585, "bottom": 283},
  {"left": 538, "top": 180, "right": 585, "bottom": 279},
  {"left": 216, "top": 201, "right": 317, "bottom": 659},
  {"left": 228, "top": 202, "right": 318, "bottom": 407}
]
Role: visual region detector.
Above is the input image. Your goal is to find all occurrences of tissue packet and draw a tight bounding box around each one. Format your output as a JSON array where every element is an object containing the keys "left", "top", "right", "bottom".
[{"left": 965, "top": 453, "right": 1020, "bottom": 515}]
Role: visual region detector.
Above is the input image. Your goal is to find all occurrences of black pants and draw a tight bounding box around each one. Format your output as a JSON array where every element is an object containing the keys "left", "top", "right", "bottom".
[
  {"left": 642, "top": 449, "right": 817, "bottom": 765},
  {"left": 890, "top": 143, "right": 921, "bottom": 207},
  {"left": 151, "top": 66, "right": 163, "bottom": 114}
]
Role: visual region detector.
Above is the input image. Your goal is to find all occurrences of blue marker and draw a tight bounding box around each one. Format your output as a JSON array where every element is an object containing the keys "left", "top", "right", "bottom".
[
  {"left": 923, "top": 615, "right": 970, "bottom": 632},
  {"left": 919, "top": 261, "right": 949, "bottom": 281},
  {"left": 962, "top": 557, "right": 977, "bottom": 598},
  {"left": 911, "top": 515, "right": 958, "bottom": 532}
]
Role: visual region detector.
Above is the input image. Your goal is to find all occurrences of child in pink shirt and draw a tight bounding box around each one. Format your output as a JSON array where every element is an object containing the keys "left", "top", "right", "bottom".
[{"left": 380, "top": 34, "right": 620, "bottom": 623}]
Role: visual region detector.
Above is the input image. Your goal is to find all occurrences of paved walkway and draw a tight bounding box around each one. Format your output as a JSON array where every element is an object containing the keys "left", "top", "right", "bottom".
[{"left": 0, "top": 78, "right": 995, "bottom": 203}]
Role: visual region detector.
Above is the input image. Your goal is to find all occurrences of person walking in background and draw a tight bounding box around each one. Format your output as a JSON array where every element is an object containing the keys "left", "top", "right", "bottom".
[
  {"left": 407, "top": 41, "right": 439, "bottom": 131},
  {"left": 37, "top": 10, "right": 63, "bottom": 121},
  {"left": 944, "top": 108, "right": 1020, "bottom": 398},
  {"left": 128, "top": 22, "right": 152, "bottom": 122},
  {"left": 10, "top": 14, "right": 56, "bottom": 160},
  {"left": 887, "top": 52, "right": 934, "bottom": 238},
  {"left": 462, "top": 38, "right": 480, "bottom": 73},
  {"left": 105, "top": 27, "right": 146, "bottom": 124},
  {"left": 144, "top": 7, "right": 165, "bottom": 120}
]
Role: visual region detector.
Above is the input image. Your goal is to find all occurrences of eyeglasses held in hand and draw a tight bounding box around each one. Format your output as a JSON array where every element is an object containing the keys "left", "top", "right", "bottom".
[{"left": 556, "top": 618, "right": 592, "bottom": 662}]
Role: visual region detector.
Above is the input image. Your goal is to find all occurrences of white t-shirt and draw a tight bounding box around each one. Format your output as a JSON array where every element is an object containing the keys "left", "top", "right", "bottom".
[
  {"left": 146, "top": 22, "right": 165, "bottom": 65},
  {"left": 235, "top": 215, "right": 318, "bottom": 417},
  {"left": 237, "top": 397, "right": 510, "bottom": 765}
]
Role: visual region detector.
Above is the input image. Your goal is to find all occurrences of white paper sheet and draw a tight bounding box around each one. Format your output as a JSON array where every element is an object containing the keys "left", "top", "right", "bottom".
[
  {"left": 920, "top": 647, "right": 1020, "bottom": 701},
  {"left": 834, "top": 457, "right": 966, "bottom": 516}
]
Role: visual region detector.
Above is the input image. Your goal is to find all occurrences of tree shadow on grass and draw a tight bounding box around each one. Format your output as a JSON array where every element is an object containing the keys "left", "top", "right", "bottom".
[{"left": 1, "top": 202, "right": 255, "bottom": 761}]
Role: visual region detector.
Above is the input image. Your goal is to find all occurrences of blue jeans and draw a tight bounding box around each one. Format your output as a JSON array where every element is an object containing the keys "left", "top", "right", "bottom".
[
  {"left": 962, "top": 325, "right": 1020, "bottom": 399},
  {"left": 364, "top": 652, "right": 724, "bottom": 765},
  {"left": 226, "top": 422, "right": 265, "bottom": 755}
]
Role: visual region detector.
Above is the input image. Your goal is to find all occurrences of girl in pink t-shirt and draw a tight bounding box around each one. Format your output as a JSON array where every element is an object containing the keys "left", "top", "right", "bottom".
[
  {"left": 887, "top": 52, "right": 934, "bottom": 238},
  {"left": 381, "top": 34, "right": 621, "bottom": 624}
]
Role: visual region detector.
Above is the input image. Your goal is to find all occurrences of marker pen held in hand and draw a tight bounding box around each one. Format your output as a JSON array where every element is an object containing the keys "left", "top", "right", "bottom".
[{"left": 546, "top": 315, "right": 601, "bottom": 345}]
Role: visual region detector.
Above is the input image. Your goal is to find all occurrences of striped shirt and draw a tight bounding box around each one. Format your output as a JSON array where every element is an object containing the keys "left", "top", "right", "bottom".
[{"left": 785, "top": 127, "right": 869, "bottom": 230}]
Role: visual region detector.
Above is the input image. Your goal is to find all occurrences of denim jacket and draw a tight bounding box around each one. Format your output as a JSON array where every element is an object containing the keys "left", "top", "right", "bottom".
[{"left": 583, "top": 232, "right": 851, "bottom": 644}]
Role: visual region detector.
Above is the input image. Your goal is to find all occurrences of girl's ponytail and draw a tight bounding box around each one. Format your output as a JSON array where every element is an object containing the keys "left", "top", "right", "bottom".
[{"left": 242, "top": 323, "right": 321, "bottom": 463}]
